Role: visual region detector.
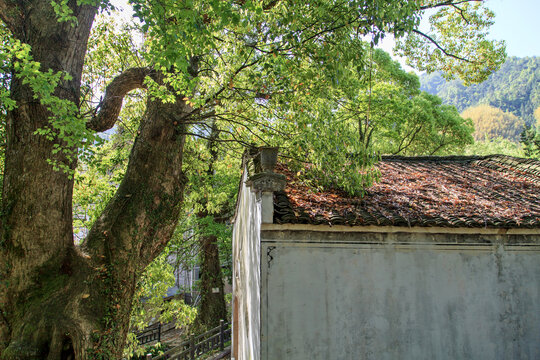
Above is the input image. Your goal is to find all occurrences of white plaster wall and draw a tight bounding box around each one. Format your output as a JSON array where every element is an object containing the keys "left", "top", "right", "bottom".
[
  {"left": 260, "top": 232, "right": 540, "bottom": 360},
  {"left": 232, "top": 171, "right": 261, "bottom": 360}
]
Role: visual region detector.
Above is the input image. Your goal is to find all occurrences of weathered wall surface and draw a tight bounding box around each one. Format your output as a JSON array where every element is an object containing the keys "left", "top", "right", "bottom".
[
  {"left": 232, "top": 171, "right": 261, "bottom": 360},
  {"left": 260, "top": 229, "right": 540, "bottom": 360}
]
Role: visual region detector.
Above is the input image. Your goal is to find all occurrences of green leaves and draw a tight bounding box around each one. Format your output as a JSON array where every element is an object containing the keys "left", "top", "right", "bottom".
[
  {"left": 125, "top": 252, "right": 197, "bottom": 358},
  {"left": 259, "top": 44, "right": 474, "bottom": 195},
  {"left": 0, "top": 25, "right": 99, "bottom": 177},
  {"left": 11, "top": 0, "right": 506, "bottom": 186},
  {"left": 50, "top": 0, "right": 116, "bottom": 25},
  {"left": 521, "top": 125, "right": 540, "bottom": 159},
  {"left": 395, "top": 1, "right": 506, "bottom": 85},
  {"left": 50, "top": 0, "right": 78, "bottom": 24}
]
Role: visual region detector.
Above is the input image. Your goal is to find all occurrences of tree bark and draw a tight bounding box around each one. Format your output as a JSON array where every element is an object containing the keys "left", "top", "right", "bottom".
[
  {"left": 0, "top": 2, "right": 190, "bottom": 358},
  {"left": 196, "top": 233, "right": 227, "bottom": 329},
  {"left": 0, "top": 2, "right": 97, "bottom": 358},
  {"left": 194, "top": 122, "right": 227, "bottom": 329}
]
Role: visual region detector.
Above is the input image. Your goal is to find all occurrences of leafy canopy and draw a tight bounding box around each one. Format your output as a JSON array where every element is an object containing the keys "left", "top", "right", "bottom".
[{"left": 0, "top": 1, "right": 505, "bottom": 189}]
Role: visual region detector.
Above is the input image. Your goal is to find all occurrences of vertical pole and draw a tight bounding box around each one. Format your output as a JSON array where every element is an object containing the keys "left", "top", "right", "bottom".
[
  {"left": 190, "top": 334, "right": 195, "bottom": 360},
  {"left": 158, "top": 323, "right": 162, "bottom": 343},
  {"left": 220, "top": 319, "right": 225, "bottom": 350}
]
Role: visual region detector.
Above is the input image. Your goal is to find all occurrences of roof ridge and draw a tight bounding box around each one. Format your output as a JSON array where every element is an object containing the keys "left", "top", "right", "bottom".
[
  {"left": 382, "top": 154, "right": 488, "bottom": 162},
  {"left": 381, "top": 155, "right": 540, "bottom": 180},
  {"left": 381, "top": 154, "right": 536, "bottom": 162}
]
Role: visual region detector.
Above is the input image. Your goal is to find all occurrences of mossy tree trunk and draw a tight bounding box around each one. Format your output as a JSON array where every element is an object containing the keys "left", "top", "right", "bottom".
[{"left": 0, "top": 2, "right": 190, "bottom": 358}]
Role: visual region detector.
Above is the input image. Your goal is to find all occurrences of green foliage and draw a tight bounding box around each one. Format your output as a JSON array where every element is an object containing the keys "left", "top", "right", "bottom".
[
  {"left": 125, "top": 252, "right": 197, "bottom": 358},
  {"left": 0, "top": 25, "right": 13, "bottom": 202},
  {"left": 73, "top": 126, "right": 132, "bottom": 242},
  {"left": 395, "top": 1, "right": 505, "bottom": 85},
  {"left": 51, "top": 0, "right": 115, "bottom": 24},
  {"left": 355, "top": 52, "right": 474, "bottom": 156},
  {"left": 264, "top": 46, "right": 473, "bottom": 195},
  {"left": 5, "top": 0, "right": 506, "bottom": 192},
  {"left": 74, "top": 13, "right": 146, "bottom": 238},
  {"left": 520, "top": 107, "right": 540, "bottom": 158},
  {"left": 534, "top": 106, "right": 540, "bottom": 128},
  {"left": 127, "top": 342, "right": 169, "bottom": 360},
  {"left": 0, "top": 21, "right": 101, "bottom": 176},
  {"left": 180, "top": 131, "right": 241, "bottom": 282},
  {"left": 521, "top": 125, "right": 540, "bottom": 159},
  {"left": 182, "top": 136, "right": 241, "bottom": 216},
  {"left": 461, "top": 104, "right": 524, "bottom": 141},
  {"left": 82, "top": 16, "right": 145, "bottom": 104},
  {"left": 0, "top": 27, "right": 16, "bottom": 113},
  {"left": 420, "top": 57, "right": 540, "bottom": 126},
  {"left": 456, "top": 137, "right": 525, "bottom": 157}
]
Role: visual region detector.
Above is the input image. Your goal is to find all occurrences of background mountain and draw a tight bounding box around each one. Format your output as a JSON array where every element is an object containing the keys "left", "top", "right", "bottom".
[{"left": 420, "top": 57, "right": 540, "bottom": 127}]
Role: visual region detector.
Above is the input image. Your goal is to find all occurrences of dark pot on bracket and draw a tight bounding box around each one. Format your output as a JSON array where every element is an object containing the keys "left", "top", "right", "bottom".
[{"left": 259, "top": 146, "right": 279, "bottom": 172}]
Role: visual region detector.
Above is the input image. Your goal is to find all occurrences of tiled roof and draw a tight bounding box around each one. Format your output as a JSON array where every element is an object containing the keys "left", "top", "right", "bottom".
[{"left": 273, "top": 155, "right": 540, "bottom": 228}]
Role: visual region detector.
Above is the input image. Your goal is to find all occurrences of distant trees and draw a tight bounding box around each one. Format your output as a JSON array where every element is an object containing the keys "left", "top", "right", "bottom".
[
  {"left": 521, "top": 106, "right": 540, "bottom": 159},
  {"left": 461, "top": 104, "right": 524, "bottom": 141},
  {"left": 520, "top": 127, "right": 540, "bottom": 159},
  {"left": 421, "top": 58, "right": 540, "bottom": 158},
  {"left": 420, "top": 57, "right": 540, "bottom": 126}
]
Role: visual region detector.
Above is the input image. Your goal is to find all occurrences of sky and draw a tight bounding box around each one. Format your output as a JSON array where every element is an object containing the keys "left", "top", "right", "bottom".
[
  {"left": 486, "top": 0, "right": 540, "bottom": 57},
  {"left": 110, "top": 0, "right": 539, "bottom": 59},
  {"left": 376, "top": 0, "right": 540, "bottom": 72}
]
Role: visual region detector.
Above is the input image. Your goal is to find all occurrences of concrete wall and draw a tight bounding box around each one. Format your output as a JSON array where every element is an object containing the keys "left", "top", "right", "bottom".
[
  {"left": 232, "top": 171, "right": 261, "bottom": 360},
  {"left": 260, "top": 228, "right": 540, "bottom": 360}
]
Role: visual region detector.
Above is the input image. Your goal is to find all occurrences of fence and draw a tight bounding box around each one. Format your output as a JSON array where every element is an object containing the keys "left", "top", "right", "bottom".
[
  {"left": 149, "top": 320, "right": 231, "bottom": 360},
  {"left": 137, "top": 320, "right": 183, "bottom": 346},
  {"left": 137, "top": 323, "right": 162, "bottom": 345}
]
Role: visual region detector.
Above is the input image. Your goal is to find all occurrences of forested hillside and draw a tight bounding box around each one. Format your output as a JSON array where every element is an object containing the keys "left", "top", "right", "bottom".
[{"left": 420, "top": 57, "right": 540, "bottom": 126}]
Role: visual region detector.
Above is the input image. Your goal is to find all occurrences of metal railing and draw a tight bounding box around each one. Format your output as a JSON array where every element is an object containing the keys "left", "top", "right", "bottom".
[
  {"left": 149, "top": 320, "right": 231, "bottom": 360},
  {"left": 137, "top": 323, "right": 162, "bottom": 345}
]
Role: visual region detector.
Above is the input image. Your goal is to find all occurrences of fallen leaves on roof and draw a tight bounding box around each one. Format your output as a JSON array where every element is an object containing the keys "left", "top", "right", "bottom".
[{"left": 273, "top": 155, "right": 540, "bottom": 228}]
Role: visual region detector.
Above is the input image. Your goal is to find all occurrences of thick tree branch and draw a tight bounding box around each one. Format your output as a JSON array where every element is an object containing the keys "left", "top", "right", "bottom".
[
  {"left": 412, "top": 29, "right": 476, "bottom": 63},
  {"left": 87, "top": 67, "right": 153, "bottom": 132},
  {"left": 419, "top": 0, "right": 482, "bottom": 11},
  {"left": 84, "top": 90, "right": 191, "bottom": 264}
]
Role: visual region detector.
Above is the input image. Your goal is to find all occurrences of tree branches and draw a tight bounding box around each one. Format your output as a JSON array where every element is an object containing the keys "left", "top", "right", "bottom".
[
  {"left": 87, "top": 67, "right": 154, "bottom": 132},
  {"left": 419, "top": 0, "right": 483, "bottom": 11},
  {"left": 84, "top": 95, "right": 190, "bottom": 264},
  {"left": 412, "top": 29, "right": 476, "bottom": 64}
]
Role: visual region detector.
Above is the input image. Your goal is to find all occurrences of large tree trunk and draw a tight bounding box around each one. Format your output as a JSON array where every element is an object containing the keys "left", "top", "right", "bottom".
[
  {"left": 194, "top": 122, "right": 227, "bottom": 329},
  {"left": 0, "top": 2, "right": 189, "bottom": 358},
  {"left": 196, "top": 233, "right": 227, "bottom": 329},
  {"left": 0, "top": 3, "right": 97, "bottom": 358}
]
